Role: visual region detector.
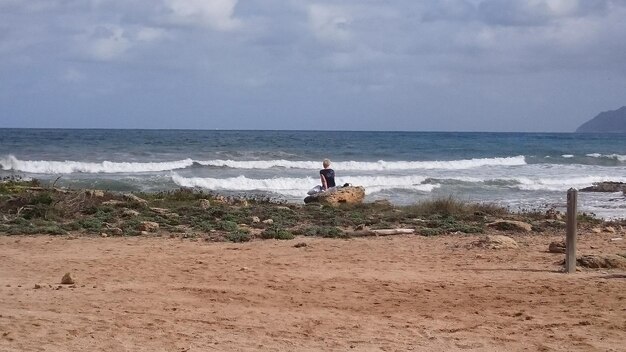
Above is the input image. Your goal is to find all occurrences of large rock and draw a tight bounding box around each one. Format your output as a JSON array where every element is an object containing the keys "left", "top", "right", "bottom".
[
  {"left": 487, "top": 220, "right": 532, "bottom": 232},
  {"left": 580, "top": 181, "right": 626, "bottom": 193},
  {"left": 304, "top": 186, "right": 365, "bottom": 205},
  {"left": 138, "top": 221, "right": 159, "bottom": 232}
]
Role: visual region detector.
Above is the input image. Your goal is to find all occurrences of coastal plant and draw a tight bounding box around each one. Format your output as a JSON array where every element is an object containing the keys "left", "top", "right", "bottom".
[
  {"left": 419, "top": 228, "right": 445, "bottom": 237},
  {"left": 227, "top": 231, "right": 251, "bottom": 243},
  {"left": 216, "top": 220, "right": 238, "bottom": 232},
  {"left": 78, "top": 217, "right": 104, "bottom": 232},
  {"left": 303, "top": 226, "right": 346, "bottom": 238},
  {"left": 261, "top": 226, "right": 295, "bottom": 240},
  {"left": 191, "top": 220, "right": 214, "bottom": 232},
  {"left": 120, "top": 218, "right": 142, "bottom": 235}
]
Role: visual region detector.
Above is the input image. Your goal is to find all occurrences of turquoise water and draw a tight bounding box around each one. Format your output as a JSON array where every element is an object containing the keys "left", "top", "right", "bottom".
[{"left": 1, "top": 129, "right": 625, "bottom": 218}]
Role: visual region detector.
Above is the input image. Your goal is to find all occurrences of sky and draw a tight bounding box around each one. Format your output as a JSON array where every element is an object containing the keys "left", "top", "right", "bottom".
[{"left": 1, "top": 0, "right": 625, "bottom": 132}]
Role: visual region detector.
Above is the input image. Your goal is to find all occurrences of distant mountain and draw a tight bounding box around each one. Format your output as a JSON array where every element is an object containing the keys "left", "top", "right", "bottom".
[{"left": 576, "top": 106, "right": 626, "bottom": 133}]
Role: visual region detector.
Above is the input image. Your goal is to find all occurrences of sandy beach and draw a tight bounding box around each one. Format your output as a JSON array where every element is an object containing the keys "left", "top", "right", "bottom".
[{"left": 1, "top": 231, "right": 624, "bottom": 352}]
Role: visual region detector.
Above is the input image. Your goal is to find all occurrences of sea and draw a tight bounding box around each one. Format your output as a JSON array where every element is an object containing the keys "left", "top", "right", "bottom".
[{"left": 1, "top": 129, "right": 625, "bottom": 219}]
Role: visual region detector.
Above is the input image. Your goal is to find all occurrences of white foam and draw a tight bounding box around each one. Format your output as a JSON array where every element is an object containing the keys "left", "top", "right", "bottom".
[
  {"left": 1, "top": 155, "right": 527, "bottom": 173},
  {"left": 0, "top": 155, "right": 194, "bottom": 174},
  {"left": 510, "top": 176, "right": 626, "bottom": 192},
  {"left": 196, "top": 156, "right": 527, "bottom": 171},
  {"left": 561, "top": 154, "right": 574, "bottom": 158},
  {"left": 586, "top": 153, "right": 626, "bottom": 162},
  {"left": 171, "top": 174, "right": 438, "bottom": 197}
]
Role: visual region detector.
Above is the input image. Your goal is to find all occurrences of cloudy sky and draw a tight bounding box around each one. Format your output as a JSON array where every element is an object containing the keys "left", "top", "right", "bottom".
[{"left": 1, "top": 0, "right": 625, "bottom": 131}]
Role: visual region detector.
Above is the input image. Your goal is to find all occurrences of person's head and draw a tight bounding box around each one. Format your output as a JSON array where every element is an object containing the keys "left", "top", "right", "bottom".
[{"left": 323, "top": 159, "right": 331, "bottom": 168}]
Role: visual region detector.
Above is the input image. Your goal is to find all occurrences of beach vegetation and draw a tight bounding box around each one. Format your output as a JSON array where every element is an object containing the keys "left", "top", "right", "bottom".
[
  {"left": 2, "top": 180, "right": 620, "bottom": 241},
  {"left": 261, "top": 226, "right": 295, "bottom": 240},
  {"left": 301, "top": 226, "right": 346, "bottom": 238},
  {"left": 227, "top": 231, "right": 251, "bottom": 243}
]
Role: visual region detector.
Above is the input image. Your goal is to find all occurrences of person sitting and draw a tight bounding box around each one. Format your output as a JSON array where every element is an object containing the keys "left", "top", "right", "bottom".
[{"left": 320, "top": 158, "right": 335, "bottom": 191}]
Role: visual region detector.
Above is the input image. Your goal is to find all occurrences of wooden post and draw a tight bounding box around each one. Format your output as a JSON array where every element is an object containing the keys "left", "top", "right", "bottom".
[{"left": 565, "top": 188, "right": 578, "bottom": 273}]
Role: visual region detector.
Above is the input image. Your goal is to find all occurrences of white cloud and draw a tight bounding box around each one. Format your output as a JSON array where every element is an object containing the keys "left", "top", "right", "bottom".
[
  {"left": 87, "top": 26, "right": 132, "bottom": 61},
  {"left": 164, "top": 0, "right": 241, "bottom": 31},
  {"left": 308, "top": 4, "right": 352, "bottom": 44}
]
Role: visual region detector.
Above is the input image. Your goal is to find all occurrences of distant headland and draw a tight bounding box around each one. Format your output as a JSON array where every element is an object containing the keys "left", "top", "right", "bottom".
[{"left": 576, "top": 106, "right": 626, "bottom": 133}]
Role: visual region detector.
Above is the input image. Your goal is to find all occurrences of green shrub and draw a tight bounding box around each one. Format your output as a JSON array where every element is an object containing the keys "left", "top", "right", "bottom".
[
  {"left": 216, "top": 220, "right": 238, "bottom": 232},
  {"left": 227, "top": 232, "right": 251, "bottom": 243},
  {"left": 78, "top": 217, "right": 104, "bottom": 232},
  {"left": 304, "top": 226, "right": 346, "bottom": 238},
  {"left": 419, "top": 228, "right": 445, "bottom": 236},
  {"left": 261, "top": 227, "right": 295, "bottom": 240}
]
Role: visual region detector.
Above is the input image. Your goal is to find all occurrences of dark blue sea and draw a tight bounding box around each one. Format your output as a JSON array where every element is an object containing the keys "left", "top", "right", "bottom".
[{"left": 1, "top": 129, "right": 625, "bottom": 218}]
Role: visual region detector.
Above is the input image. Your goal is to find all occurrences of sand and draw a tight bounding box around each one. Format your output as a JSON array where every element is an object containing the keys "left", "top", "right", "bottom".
[{"left": 0, "top": 232, "right": 625, "bottom": 352}]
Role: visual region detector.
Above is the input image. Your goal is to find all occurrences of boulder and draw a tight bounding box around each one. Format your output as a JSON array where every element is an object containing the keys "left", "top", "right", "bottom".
[
  {"left": 471, "top": 235, "right": 519, "bottom": 249},
  {"left": 123, "top": 193, "right": 148, "bottom": 205},
  {"left": 487, "top": 220, "right": 532, "bottom": 232},
  {"left": 85, "top": 189, "right": 105, "bottom": 198},
  {"left": 304, "top": 186, "right": 365, "bottom": 206},
  {"left": 138, "top": 221, "right": 159, "bottom": 232},
  {"left": 580, "top": 181, "right": 626, "bottom": 193}
]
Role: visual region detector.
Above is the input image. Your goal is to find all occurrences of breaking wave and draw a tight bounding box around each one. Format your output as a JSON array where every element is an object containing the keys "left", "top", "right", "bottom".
[
  {"left": 586, "top": 153, "right": 626, "bottom": 162},
  {"left": 0, "top": 155, "right": 194, "bottom": 174},
  {"left": 1, "top": 155, "right": 526, "bottom": 173},
  {"left": 171, "top": 174, "right": 438, "bottom": 197}
]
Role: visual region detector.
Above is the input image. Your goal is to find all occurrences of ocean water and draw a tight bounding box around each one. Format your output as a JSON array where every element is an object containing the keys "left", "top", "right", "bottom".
[{"left": 1, "top": 129, "right": 625, "bottom": 218}]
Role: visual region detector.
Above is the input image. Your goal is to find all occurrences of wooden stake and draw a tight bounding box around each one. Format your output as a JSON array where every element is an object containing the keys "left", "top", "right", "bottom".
[{"left": 565, "top": 188, "right": 578, "bottom": 273}]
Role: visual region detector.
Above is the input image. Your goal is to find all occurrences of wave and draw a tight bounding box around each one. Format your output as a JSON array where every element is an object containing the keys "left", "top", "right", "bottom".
[
  {"left": 586, "top": 153, "right": 626, "bottom": 162},
  {"left": 428, "top": 175, "right": 626, "bottom": 192},
  {"left": 0, "top": 155, "right": 194, "bottom": 174},
  {"left": 0, "top": 155, "right": 527, "bottom": 173},
  {"left": 195, "top": 156, "right": 526, "bottom": 170},
  {"left": 171, "top": 174, "right": 438, "bottom": 197}
]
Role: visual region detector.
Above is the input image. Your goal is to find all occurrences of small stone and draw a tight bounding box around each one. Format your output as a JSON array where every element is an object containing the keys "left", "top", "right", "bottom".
[
  {"left": 591, "top": 227, "right": 602, "bottom": 234},
  {"left": 251, "top": 216, "right": 261, "bottom": 223},
  {"left": 100, "top": 233, "right": 109, "bottom": 238},
  {"left": 109, "top": 227, "right": 123, "bottom": 236},
  {"left": 603, "top": 226, "right": 616, "bottom": 234},
  {"left": 294, "top": 242, "right": 307, "bottom": 248},
  {"left": 122, "top": 208, "right": 140, "bottom": 217},
  {"left": 61, "top": 273, "right": 75, "bottom": 285},
  {"left": 548, "top": 241, "right": 566, "bottom": 253},
  {"left": 199, "top": 199, "right": 211, "bottom": 210},
  {"left": 262, "top": 219, "right": 274, "bottom": 225},
  {"left": 34, "top": 284, "right": 42, "bottom": 289}
]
